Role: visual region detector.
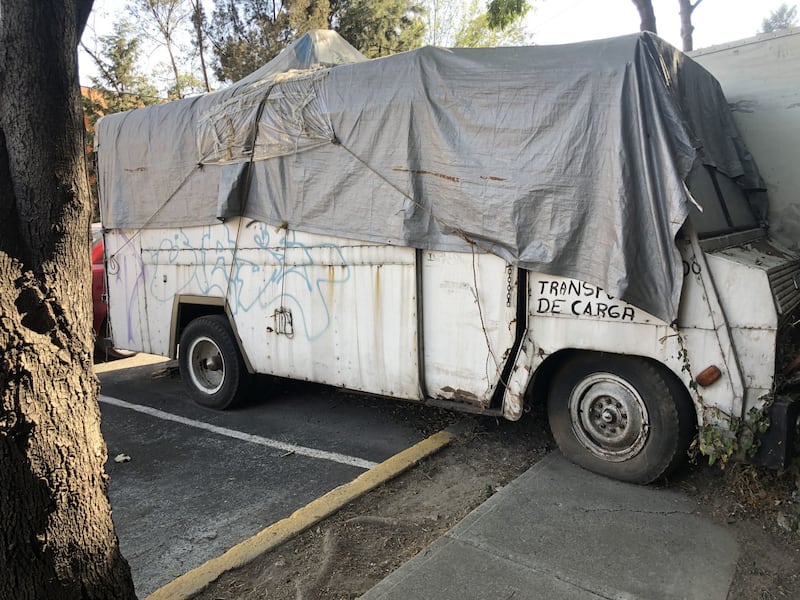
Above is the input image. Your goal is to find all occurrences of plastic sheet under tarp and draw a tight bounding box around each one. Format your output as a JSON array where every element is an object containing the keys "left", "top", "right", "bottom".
[{"left": 96, "top": 30, "right": 763, "bottom": 323}]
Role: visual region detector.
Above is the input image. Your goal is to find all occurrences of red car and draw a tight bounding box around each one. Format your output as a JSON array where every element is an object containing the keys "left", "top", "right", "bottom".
[{"left": 92, "top": 224, "right": 133, "bottom": 359}]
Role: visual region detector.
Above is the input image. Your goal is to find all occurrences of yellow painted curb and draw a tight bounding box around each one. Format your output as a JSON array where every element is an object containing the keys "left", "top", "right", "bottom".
[{"left": 146, "top": 428, "right": 457, "bottom": 600}]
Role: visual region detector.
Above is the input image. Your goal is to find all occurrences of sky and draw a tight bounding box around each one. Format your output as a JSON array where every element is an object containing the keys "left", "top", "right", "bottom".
[
  {"left": 79, "top": 0, "right": 794, "bottom": 88},
  {"left": 527, "top": 0, "right": 792, "bottom": 49}
]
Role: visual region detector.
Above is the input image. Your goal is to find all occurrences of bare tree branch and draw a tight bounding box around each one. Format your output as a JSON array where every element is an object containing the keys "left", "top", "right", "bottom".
[{"left": 80, "top": 40, "right": 122, "bottom": 95}]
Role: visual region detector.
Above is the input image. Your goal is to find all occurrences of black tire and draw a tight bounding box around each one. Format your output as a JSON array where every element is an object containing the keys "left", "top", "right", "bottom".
[
  {"left": 178, "top": 315, "right": 250, "bottom": 410},
  {"left": 547, "top": 352, "right": 695, "bottom": 484}
]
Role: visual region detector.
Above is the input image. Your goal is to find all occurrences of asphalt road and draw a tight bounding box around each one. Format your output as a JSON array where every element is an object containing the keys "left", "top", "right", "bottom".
[{"left": 96, "top": 355, "right": 446, "bottom": 597}]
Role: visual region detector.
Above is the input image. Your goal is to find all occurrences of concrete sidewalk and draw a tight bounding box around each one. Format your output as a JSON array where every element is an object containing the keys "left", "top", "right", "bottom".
[{"left": 362, "top": 453, "right": 738, "bottom": 600}]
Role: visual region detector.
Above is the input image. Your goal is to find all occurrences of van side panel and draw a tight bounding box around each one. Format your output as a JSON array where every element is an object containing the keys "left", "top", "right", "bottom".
[
  {"left": 422, "top": 250, "right": 516, "bottom": 406},
  {"left": 107, "top": 220, "right": 517, "bottom": 406}
]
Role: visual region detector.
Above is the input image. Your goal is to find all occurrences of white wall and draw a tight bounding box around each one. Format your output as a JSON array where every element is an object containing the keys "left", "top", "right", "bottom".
[{"left": 692, "top": 28, "right": 800, "bottom": 249}]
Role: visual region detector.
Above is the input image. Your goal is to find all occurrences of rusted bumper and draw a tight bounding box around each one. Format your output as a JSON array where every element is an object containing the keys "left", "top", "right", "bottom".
[{"left": 750, "top": 397, "right": 800, "bottom": 469}]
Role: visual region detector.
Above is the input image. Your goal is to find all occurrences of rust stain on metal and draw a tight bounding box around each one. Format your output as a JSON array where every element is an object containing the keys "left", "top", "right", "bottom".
[
  {"left": 327, "top": 265, "right": 336, "bottom": 309},
  {"left": 440, "top": 386, "right": 479, "bottom": 402},
  {"left": 480, "top": 175, "right": 506, "bottom": 182},
  {"left": 373, "top": 265, "right": 382, "bottom": 345},
  {"left": 392, "top": 168, "right": 460, "bottom": 183}
]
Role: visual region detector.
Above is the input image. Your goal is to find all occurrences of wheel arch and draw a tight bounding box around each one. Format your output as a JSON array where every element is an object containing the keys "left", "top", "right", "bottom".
[
  {"left": 527, "top": 348, "right": 696, "bottom": 430},
  {"left": 169, "top": 296, "right": 253, "bottom": 373}
]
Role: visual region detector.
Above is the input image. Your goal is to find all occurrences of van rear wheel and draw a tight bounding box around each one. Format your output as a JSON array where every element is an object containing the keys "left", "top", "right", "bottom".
[
  {"left": 179, "top": 315, "right": 250, "bottom": 410},
  {"left": 547, "top": 353, "right": 694, "bottom": 484}
]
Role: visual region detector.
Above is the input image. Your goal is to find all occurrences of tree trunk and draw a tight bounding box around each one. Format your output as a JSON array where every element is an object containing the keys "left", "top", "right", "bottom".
[
  {"left": 678, "top": 0, "right": 703, "bottom": 52},
  {"left": 0, "top": 1, "right": 137, "bottom": 598},
  {"left": 631, "top": 0, "right": 657, "bottom": 33},
  {"left": 192, "top": 0, "right": 211, "bottom": 93},
  {"left": 166, "top": 39, "right": 184, "bottom": 99}
]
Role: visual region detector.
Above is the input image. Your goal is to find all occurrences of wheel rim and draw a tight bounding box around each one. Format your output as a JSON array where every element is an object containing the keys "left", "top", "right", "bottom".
[
  {"left": 187, "top": 336, "right": 225, "bottom": 395},
  {"left": 568, "top": 372, "right": 649, "bottom": 462}
]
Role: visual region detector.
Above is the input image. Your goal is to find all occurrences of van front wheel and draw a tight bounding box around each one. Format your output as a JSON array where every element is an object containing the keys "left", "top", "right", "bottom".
[
  {"left": 179, "top": 315, "right": 250, "bottom": 410},
  {"left": 547, "top": 353, "right": 694, "bottom": 484}
]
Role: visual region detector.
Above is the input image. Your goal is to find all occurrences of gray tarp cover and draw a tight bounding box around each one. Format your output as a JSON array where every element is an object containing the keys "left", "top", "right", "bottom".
[{"left": 97, "top": 30, "right": 762, "bottom": 323}]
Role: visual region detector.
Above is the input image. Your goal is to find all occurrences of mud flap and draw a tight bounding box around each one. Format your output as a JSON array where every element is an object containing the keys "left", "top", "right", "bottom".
[{"left": 750, "top": 398, "right": 800, "bottom": 469}]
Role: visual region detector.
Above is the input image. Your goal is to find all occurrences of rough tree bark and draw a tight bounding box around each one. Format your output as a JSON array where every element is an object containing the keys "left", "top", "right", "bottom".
[
  {"left": 0, "top": 1, "right": 137, "bottom": 598},
  {"left": 631, "top": 0, "right": 657, "bottom": 33},
  {"left": 678, "top": 0, "right": 704, "bottom": 52}
]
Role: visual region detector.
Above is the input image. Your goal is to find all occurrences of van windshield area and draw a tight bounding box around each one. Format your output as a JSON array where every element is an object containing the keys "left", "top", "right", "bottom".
[{"left": 686, "top": 163, "right": 760, "bottom": 238}]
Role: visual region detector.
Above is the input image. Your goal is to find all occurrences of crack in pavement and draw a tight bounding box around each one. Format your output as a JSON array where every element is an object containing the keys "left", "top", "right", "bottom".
[
  {"left": 572, "top": 506, "right": 696, "bottom": 516},
  {"left": 449, "top": 536, "right": 619, "bottom": 600}
]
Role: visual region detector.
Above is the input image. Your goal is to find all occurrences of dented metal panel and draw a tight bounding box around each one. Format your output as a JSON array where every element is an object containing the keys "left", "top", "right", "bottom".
[
  {"left": 508, "top": 235, "right": 794, "bottom": 427},
  {"left": 421, "top": 250, "right": 516, "bottom": 407}
]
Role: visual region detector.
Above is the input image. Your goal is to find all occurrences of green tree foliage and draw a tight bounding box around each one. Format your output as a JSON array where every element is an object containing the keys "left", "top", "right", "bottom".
[
  {"left": 153, "top": 62, "right": 209, "bottom": 98},
  {"left": 82, "top": 20, "right": 161, "bottom": 112},
  {"left": 424, "top": 0, "right": 530, "bottom": 47},
  {"left": 209, "top": 0, "right": 424, "bottom": 82},
  {"left": 761, "top": 3, "right": 798, "bottom": 33},
  {"left": 80, "top": 20, "right": 162, "bottom": 216},
  {"left": 291, "top": 0, "right": 332, "bottom": 32},
  {"left": 486, "top": 0, "right": 529, "bottom": 30},
  {"left": 333, "top": 0, "right": 425, "bottom": 58},
  {"left": 209, "top": 0, "right": 331, "bottom": 83},
  {"left": 454, "top": 0, "right": 528, "bottom": 47}
]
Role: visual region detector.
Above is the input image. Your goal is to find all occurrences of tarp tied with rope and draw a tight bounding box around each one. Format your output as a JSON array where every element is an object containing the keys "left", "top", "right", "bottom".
[{"left": 96, "top": 30, "right": 763, "bottom": 323}]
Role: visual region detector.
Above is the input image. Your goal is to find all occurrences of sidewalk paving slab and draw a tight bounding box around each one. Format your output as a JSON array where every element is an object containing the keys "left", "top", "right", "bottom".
[{"left": 362, "top": 453, "right": 738, "bottom": 600}]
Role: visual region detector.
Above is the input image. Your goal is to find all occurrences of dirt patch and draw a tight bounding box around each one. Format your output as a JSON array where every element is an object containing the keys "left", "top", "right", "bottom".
[
  {"left": 677, "top": 461, "right": 800, "bottom": 599},
  {"left": 191, "top": 402, "right": 800, "bottom": 600},
  {"left": 192, "top": 406, "right": 552, "bottom": 600}
]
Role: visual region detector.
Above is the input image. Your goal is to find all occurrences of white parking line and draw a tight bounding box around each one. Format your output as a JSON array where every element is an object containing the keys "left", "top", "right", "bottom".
[{"left": 99, "top": 395, "right": 378, "bottom": 470}]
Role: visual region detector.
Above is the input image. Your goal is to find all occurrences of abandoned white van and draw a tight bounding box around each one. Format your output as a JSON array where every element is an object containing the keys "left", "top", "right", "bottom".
[{"left": 96, "top": 31, "right": 800, "bottom": 484}]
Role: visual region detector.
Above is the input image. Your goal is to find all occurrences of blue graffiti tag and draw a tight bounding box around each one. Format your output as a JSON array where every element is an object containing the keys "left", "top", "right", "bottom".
[{"left": 146, "top": 222, "right": 351, "bottom": 340}]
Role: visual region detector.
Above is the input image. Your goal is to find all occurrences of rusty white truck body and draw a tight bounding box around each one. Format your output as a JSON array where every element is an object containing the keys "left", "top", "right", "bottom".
[
  {"left": 105, "top": 220, "right": 796, "bottom": 422},
  {"left": 103, "top": 208, "right": 800, "bottom": 479},
  {"left": 99, "top": 31, "right": 800, "bottom": 483}
]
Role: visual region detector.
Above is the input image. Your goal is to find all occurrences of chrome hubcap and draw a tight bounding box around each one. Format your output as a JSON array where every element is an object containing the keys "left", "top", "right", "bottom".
[
  {"left": 187, "top": 336, "right": 225, "bottom": 395},
  {"left": 568, "top": 373, "right": 649, "bottom": 462}
]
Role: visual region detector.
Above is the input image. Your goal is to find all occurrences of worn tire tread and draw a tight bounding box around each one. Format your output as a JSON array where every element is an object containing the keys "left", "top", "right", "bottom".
[
  {"left": 178, "top": 315, "right": 250, "bottom": 410},
  {"left": 547, "top": 352, "right": 695, "bottom": 484}
]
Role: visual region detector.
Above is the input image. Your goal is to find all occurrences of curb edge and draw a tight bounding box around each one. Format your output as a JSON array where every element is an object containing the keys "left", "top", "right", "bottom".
[{"left": 145, "top": 428, "right": 458, "bottom": 600}]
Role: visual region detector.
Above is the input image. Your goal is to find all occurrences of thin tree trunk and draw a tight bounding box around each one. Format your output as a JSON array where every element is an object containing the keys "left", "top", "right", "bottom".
[
  {"left": 166, "top": 39, "right": 184, "bottom": 98},
  {"left": 0, "top": 1, "right": 136, "bottom": 598},
  {"left": 678, "top": 0, "right": 703, "bottom": 52},
  {"left": 631, "top": 0, "right": 657, "bottom": 33},
  {"left": 192, "top": 0, "right": 211, "bottom": 92}
]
